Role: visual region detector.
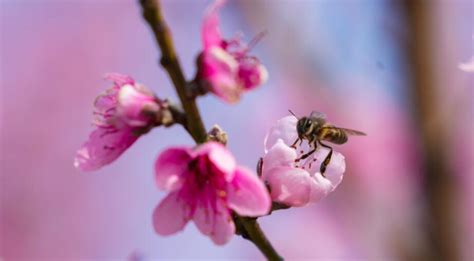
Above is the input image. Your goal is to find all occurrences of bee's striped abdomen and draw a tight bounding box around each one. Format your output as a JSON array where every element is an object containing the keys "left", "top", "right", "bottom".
[{"left": 318, "top": 127, "right": 348, "bottom": 144}]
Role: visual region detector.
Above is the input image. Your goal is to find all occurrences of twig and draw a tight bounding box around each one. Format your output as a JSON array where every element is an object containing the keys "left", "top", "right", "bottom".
[
  {"left": 138, "top": 1, "right": 282, "bottom": 259},
  {"left": 139, "top": 0, "right": 206, "bottom": 143},
  {"left": 270, "top": 202, "right": 290, "bottom": 213},
  {"left": 236, "top": 216, "right": 283, "bottom": 261}
]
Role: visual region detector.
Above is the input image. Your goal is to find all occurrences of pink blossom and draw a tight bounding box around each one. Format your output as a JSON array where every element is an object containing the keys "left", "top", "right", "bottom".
[
  {"left": 262, "top": 116, "right": 346, "bottom": 207},
  {"left": 200, "top": 0, "right": 268, "bottom": 103},
  {"left": 74, "top": 73, "right": 160, "bottom": 171},
  {"left": 153, "top": 142, "right": 271, "bottom": 245}
]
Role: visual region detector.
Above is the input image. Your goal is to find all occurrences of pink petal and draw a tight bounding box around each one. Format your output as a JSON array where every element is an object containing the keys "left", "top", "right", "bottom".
[
  {"left": 94, "top": 87, "right": 118, "bottom": 114},
  {"left": 195, "top": 142, "right": 236, "bottom": 181},
  {"left": 193, "top": 197, "right": 214, "bottom": 236},
  {"left": 202, "top": 0, "right": 225, "bottom": 48},
  {"left": 308, "top": 173, "right": 332, "bottom": 203},
  {"left": 227, "top": 167, "right": 271, "bottom": 216},
  {"left": 209, "top": 202, "right": 235, "bottom": 245},
  {"left": 153, "top": 191, "right": 190, "bottom": 236},
  {"left": 264, "top": 166, "right": 312, "bottom": 207},
  {"left": 264, "top": 116, "right": 299, "bottom": 152},
  {"left": 74, "top": 127, "right": 138, "bottom": 171},
  {"left": 321, "top": 150, "right": 346, "bottom": 191},
  {"left": 238, "top": 61, "right": 268, "bottom": 90},
  {"left": 193, "top": 198, "right": 235, "bottom": 245},
  {"left": 201, "top": 47, "right": 241, "bottom": 103},
  {"left": 155, "top": 147, "right": 193, "bottom": 191},
  {"left": 105, "top": 73, "right": 135, "bottom": 87},
  {"left": 261, "top": 139, "right": 298, "bottom": 178},
  {"left": 117, "top": 84, "right": 158, "bottom": 127},
  {"left": 304, "top": 147, "right": 346, "bottom": 192}
]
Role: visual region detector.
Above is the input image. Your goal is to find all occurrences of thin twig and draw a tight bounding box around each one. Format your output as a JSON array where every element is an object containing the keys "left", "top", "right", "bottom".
[
  {"left": 138, "top": 1, "right": 282, "bottom": 259},
  {"left": 236, "top": 216, "right": 283, "bottom": 261},
  {"left": 139, "top": 0, "right": 206, "bottom": 143}
]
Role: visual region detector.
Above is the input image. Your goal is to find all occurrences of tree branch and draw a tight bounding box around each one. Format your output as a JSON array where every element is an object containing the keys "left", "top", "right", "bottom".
[
  {"left": 236, "top": 216, "right": 283, "bottom": 261},
  {"left": 139, "top": 0, "right": 206, "bottom": 143}
]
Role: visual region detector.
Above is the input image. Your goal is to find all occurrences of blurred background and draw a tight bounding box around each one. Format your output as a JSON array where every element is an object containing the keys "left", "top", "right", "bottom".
[{"left": 1, "top": 0, "right": 473, "bottom": 259}]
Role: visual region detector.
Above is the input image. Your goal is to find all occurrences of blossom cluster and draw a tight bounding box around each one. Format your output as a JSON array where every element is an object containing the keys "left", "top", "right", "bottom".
[{"left": 75, "top": 0, "right": 347, "bottom": 247}]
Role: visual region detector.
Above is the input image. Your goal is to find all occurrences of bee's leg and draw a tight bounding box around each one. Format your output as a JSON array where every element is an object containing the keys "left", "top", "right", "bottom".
[
  {"left": 319, "top": 142, "right": 333, "bottom": 175},
  {"left": 295, "top": 141, "right": 318, "bottom": 162},
  {"left": 290, "top": 138, "right": 300, "bottom": 148}
]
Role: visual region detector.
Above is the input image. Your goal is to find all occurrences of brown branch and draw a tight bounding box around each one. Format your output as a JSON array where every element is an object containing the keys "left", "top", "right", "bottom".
[
  {"left": 138, "top": 1, "right": 282, "bottom": 259},
  {"left": 235, "top": 216, "right": 283, "bottom": 261},
  {"left": 139, "top": 0, "right": 207, "bottom": 143}
]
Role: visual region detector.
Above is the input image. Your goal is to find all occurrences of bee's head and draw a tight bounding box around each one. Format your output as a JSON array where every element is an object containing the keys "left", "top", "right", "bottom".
[{"left": 296, "top": 117, "right": 316, "bottom": 139}]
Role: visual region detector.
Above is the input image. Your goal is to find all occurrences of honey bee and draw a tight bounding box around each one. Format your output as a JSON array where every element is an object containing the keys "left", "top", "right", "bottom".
[{"left": 290, "top": 111, "right": 366, "bottom": 174}]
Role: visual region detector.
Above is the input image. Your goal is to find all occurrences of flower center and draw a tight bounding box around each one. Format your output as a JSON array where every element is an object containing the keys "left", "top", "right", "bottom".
[
  {"left": 292, "top": 142, "right": 318, "bottom": 171},
  {"left": 188, "top": 155, "right": 227, "bottom": 192}
]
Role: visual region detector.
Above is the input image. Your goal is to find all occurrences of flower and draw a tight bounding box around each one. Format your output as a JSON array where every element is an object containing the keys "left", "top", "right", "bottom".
[
  {"left": 261, "top": 116, "right": 346, "bottom": 207},
  {"left": 199, "top": 0, "right": 268, "bottom": 103},
  {"left": 74, "top": 73, "right": 160, "bottom": 171},
  {"left": 153, "top": 142, "right": 271, "bottom": 245}
]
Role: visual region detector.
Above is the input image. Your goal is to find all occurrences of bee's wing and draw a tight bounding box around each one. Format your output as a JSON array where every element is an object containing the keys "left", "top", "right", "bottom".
[
  {"left": 309, "top": 111, "right": 327, "bottom": 120},
  {"left": 340, "top": 128, "right": 367, "bottom": 136}
]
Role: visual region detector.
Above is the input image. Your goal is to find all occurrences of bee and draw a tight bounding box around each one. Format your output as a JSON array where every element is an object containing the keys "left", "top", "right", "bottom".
[{"left": 290, "top": 110, "right": 366, "bottom": 174}]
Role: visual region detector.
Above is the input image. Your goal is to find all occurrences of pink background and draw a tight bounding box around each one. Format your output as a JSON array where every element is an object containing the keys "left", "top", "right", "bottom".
[{"left": 1, "top": 0, "right": 473, "bottom": 259}]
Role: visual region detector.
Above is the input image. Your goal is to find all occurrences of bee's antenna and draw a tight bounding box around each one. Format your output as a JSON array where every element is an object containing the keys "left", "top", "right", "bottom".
[{"left": 288, "top": 110, "right": 298, "bottom": 118}]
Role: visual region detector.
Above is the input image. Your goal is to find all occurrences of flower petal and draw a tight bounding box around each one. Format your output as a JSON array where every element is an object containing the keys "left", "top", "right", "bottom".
[
  {"left": 227, "top": 167, "right": 271, "bottom": 216},
  {"left": 117, "top": 84, "right": 158, "bottom": 127},
  {"left": 195, "top": 142, "right": 236, "bottom": 181},
  {"left": 94, "top": 87, "right": 118, "bottom": 114},
  {"left": 153, "top": 192, "right": 190, "bottom": 236},
  {"left": 238, "top": 60, "right": 268, "bottom": 90},
  {"left": 308, "top": 173, "right": 332, "bottom": 203},
  {"left": 304, "top": 147, "right": 346, "bottom": 192},
  {"left": 193, "top": 198, "right": 235, "bottom": 245},
  {"left": 210, "top": 200, "right": 235, "bottom": 245},
  {"left": 264, "top": 166, "right": 312, "bottom": 207},
  {"left": 261, "top": 139, "right": 298, "bottom": 178},
  {"left": 74, "top": 127, "right": 138, "bottom": 171},
  {"left": 202, "top": 0, "right": 225, "bottom": 48},
  {"left": 105, "top": 73, "right": 135, "bottom": 87},
  {"left": 155, "top": 147, "right": 193, "bottom": 191},
  {"left": 201, "top": 47, "right": 241, "bottom": 103},
  {"left": 193, "top": 197, "right": 214, "bottom": 236},
  {"left": 264, "top": 116, "right": 299, "bottom": 152},
  {"left": 322, "top": 150, "right": 346, "bottom": 192}
]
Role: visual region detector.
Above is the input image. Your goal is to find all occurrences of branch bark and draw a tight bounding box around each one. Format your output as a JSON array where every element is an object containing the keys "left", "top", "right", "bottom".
[
  {"left": 139, "top": 0, "right": 206, "bottom": 143},
  {"left": 236, "top": 216, "right": 283, "bottom": 261}
]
